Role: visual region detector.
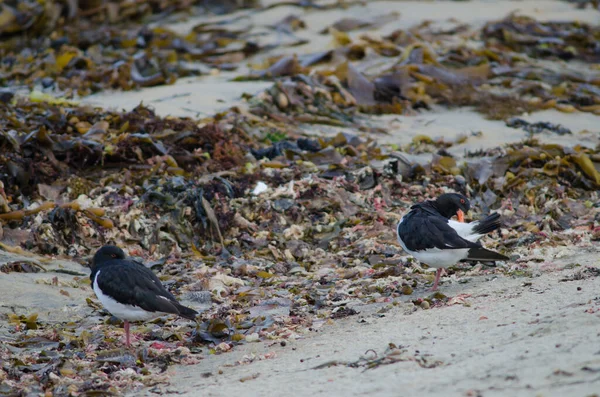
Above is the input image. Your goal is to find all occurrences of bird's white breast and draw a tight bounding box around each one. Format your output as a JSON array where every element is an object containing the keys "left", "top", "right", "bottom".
[{"left": 93, "top": 271, "right": 159, "bottom": 322}]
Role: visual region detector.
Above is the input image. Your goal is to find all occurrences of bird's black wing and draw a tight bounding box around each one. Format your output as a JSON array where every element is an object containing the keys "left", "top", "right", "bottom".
[
  {"left": 398, "top": 211, "right": 480, "bottom": 252},
  {"left": 96, "top": 261, "right": 196, "bottom": 319},
  {"left": 130, "top": 259, "right": 178, "bottom": 301}
]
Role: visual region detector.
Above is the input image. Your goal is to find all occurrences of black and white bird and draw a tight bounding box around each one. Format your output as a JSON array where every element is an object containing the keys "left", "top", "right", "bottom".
[
  {"left": 90, "top": 245, "right": 198, "bottom": 346},
  {"left": 397, "top": 193, "right": 508, "bottom": 291}
]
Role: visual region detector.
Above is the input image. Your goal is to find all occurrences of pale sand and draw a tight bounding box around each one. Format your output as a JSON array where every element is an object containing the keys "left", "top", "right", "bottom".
[
  {"left": 163, "top": 249, "right": 600, "bottom": 397},
  {"left": 0, "top": 251, "right": 91, "bottom": 323}
]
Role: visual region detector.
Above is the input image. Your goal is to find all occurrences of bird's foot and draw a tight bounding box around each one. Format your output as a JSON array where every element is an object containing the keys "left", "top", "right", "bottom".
[{"left": 428, "top": 268, "right": 445, "bottom": 291}]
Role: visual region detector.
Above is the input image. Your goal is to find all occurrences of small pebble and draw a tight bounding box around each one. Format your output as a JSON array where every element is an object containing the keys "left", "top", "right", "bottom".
[
  {"left": 401, "top": 285, "right": 413, "bottom": 295},
  {"left": 276, "top": 92, "right": 289, "bottom": 109},
  {"left": 246, "top": 332, "right": 260, "bottom": 342}
]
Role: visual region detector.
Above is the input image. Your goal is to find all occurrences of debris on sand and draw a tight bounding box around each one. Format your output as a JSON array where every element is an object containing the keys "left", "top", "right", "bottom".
[
  {"left": 312, "top": 343, "right": 444, "bottom": 372},
  {"left": 506, "top": 118, "right": 572, "bottom": 136},
  {"left": 1, "top": 2, "right": 600, "bottom": 395}
]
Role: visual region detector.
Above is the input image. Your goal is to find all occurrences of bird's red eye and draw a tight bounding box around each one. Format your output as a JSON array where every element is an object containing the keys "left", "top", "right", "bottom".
[
  {"left": 460, "top": 199, "right": 465, "bottom": 204},
  {"left": 111, "top": 254, "right": 117, "bottom": 258}
]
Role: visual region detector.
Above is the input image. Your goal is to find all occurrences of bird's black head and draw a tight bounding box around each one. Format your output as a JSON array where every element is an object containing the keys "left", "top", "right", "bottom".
[
  {"left": 434, "top": 193, "right": 470, "bottom": 220},
  {"left": 92, "top": 245, "right": 126, "bottom": 269}
]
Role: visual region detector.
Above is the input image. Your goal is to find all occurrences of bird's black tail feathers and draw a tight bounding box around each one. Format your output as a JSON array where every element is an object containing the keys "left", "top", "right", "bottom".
[
  {"left": 175, "top": 303, "right": 199, "bottom": 321},
  {"left": 472, "top": 212, "right": 502, "bottom": 235},
  {"left": 466, "top": 247, "right": 509, "bottom": 262}
]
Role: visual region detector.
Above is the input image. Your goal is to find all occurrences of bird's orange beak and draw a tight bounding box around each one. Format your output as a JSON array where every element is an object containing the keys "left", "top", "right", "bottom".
[{"left": 457, "top": 209, "right": 465, "bottom": 223}]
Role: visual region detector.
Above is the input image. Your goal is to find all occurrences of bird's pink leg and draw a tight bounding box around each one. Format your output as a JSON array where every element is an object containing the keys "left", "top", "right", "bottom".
[
  {"left": 124, "top": 321, "right": 131, "bottom": 347},
  {"left": 429, "top": 268, "right": 443, "bottom": 291}
]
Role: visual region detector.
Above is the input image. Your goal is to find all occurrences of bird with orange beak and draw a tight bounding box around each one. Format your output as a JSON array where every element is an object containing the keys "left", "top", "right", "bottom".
[{"left": 396, "top": 193, "right": 508, "bottom": 291}]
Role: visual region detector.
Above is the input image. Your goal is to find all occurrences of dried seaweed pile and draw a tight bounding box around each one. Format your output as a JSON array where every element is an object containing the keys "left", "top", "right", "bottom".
[
  {"left": 0, "top": 22, "right": 261, "bottom": 95},
  {"left": 483, "top": 14, "right": 600, "bottom": 62},
  {"left": 0, "top": 101, "right": 252, "bottom": 198},
  {"left": 2, "top": 2, "right": 599, "bottom": 120},
  {"left": 238, "top": 14, "right": 600, "bottom": 121},
  {"left": 0, "top": 0, "right": 265, "bottom": 95},
  {"left": 0, "top": 96, "right": 598, "bottom": 268},
  {"left": 1, "top": 90, "right": 598, "bottom": 393},
  {"left": 0, "top": 0, "right": 259, "bottom": 33},
  {"left": 2, "top": 2, "right": 600, "bottom": 395}
]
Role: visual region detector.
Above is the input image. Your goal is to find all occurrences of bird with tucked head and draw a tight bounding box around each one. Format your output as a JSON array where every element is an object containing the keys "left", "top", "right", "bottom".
[{"left": 90, "top": 245, "right": 198, "bottom": 346}]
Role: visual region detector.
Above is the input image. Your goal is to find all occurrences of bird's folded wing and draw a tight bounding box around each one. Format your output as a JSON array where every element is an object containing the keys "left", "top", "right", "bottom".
[
  {"left": 131, "top": 259, "right": 178, "bottom": 301},
  {"left": 400, "top": 215, "right": 480, "bottom": 251},
  {"left": 96, "top": 265, "right": 181, "bottom": 315}
]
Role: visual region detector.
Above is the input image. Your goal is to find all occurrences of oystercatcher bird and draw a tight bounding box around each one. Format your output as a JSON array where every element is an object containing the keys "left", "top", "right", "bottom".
[
  {"left": 90, "top": 245, "right": 198, "bottom": 346},
  {"left": 397, "top": 193, "right": 508, "bottom": 291}
]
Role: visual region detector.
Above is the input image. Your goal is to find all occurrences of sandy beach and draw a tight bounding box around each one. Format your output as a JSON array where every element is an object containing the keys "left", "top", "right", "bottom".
[
  {"left": 166, "top": 252, "right": 600, "bottom": 397},
  {"left": 1, "top": 1, "right": 600, "bottom": 396},
  {"left": 86, "top": 1, "right": 600, "bottom": 394}
]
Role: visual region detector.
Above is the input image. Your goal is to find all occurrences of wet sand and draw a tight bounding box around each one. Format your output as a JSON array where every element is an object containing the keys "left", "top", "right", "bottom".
[{"left": 0, "top": 251, "right": 91, "bottom": 324}]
